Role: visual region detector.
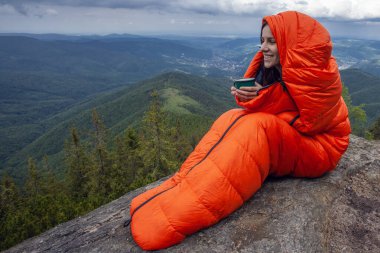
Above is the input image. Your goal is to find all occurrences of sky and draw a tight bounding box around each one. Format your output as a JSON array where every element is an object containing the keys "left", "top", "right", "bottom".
[{"left": 0, "top": 0, "right": 380, "bottom": 39}]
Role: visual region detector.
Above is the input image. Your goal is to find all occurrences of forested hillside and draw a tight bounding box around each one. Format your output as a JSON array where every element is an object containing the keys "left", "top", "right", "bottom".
[
  {"left": 2, "top": 72, "right": 235, "bottom": 181},
  {"left": 340, "top": 68, "right": 380, "bottom": 122},
  {"left": 1, "top": 88, "right": 212, "bottom": 250}
]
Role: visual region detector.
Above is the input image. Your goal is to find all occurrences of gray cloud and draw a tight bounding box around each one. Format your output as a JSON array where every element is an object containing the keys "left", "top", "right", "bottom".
[
  {"left": 0, "top": 0, "right": 29, "bottom": 15},
  {"left": 0, "top": 0, "right": 379, "bottom": 39},
  {"left": 0, "top": 0, "right": 233, "bottom": 17},
  {"left": 295, "top": 1, "right": 308, "bottom": 5},
  {"left": 0, "top": 1, "right": 176, "bottom": 11},
  {"left": 1, "top": 0, "right": 379, "bottom": 21},
  {"left": 0, "top": 0, "right": 380, "bottom": 21}
]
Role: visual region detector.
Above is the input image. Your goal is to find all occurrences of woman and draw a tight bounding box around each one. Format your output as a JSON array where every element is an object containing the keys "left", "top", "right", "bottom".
[{"left": 128, "top": 11, "right": 350, "bottom": 250}]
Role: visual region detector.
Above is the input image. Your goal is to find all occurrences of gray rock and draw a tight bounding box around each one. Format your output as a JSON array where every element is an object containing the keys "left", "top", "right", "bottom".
[{"left": 5, "top": 135, "right": 380, "bottom": 253}]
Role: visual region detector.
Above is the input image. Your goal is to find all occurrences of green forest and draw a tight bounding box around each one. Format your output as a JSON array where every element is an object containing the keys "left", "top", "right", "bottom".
[{"left": 0, "top": 90, "right": 199, "bottom": 250}]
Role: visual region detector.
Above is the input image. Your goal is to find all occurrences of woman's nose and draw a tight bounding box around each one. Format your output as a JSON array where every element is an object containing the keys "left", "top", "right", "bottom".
[{"left": 261, "top": 42, "right": 268, "bottom": 52}]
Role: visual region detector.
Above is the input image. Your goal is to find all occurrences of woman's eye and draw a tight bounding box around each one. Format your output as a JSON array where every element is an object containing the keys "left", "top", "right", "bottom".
[{"left": 260, "top": 38, "right": 276, "bottom": 44}]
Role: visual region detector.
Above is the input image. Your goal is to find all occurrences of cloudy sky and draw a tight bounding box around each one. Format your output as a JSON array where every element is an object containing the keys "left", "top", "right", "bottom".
[{"left": 0, "top": 0, "right": 380, "bottom": 39}]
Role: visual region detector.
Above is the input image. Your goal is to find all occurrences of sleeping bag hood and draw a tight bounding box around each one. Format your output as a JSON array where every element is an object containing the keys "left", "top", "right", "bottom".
[{"left": 242, "top": 11, "right": 349, "bottom": 135}]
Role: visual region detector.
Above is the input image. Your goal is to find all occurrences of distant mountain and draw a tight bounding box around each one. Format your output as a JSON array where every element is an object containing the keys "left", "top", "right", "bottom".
[
  {"left": 2, "top": 72, "right": 236, "bottom": 181},
  {"left": 0, "top": 36, "right": 212, "bottom": 79},
  {"left": 0, "top": 33, "right": 144, "bottom": 41}
]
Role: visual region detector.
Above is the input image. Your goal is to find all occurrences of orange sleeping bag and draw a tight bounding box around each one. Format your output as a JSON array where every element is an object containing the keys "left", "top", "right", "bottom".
[{"left": 128, "top": 11, "right": 351, "bottom": 250}]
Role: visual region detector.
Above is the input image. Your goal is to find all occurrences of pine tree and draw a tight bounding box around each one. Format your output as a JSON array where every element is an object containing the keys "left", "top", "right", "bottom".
[
  {"left": 110, "top": 127, "right": 143, "bottom": 198},
  {"left": 64, "top": 127, "right": 92, "bottom": 201},
  {"left": 89, "top": 109, "right": 112, "bottom": 205},
  {"left": 23, "top": 157, "right": 45, "bottom": 241},
  {"left": 40, "top": 156, "right": 75, "bottom": 225},
  {"left": 41, "top": 155, "right": 58, "bottom": 194},
  {"left": 0, "top": 173, "right": 19, "bottom": 225},
  {"left": 138, "top": 90, "right": 177, "bottom": 183},
  {"left": 0, "top": 173, "right": 20, "bottom": 250},
  {"left": 25, "top": 157, "right": 41, "bottom": 196}
]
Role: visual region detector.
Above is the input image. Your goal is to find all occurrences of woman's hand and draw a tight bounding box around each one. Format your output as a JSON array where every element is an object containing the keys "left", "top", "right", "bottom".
[{"left": 230, "top": 82, "right": 263, "bottom": 102}]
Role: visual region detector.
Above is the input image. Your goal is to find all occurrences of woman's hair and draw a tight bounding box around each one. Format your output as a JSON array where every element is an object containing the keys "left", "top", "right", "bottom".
[
  {"left": 260, "top": 21, "right": 268, "bottom": 39},
  {"left": 265, "top": 67, "right": 281, "bottom": 85}
]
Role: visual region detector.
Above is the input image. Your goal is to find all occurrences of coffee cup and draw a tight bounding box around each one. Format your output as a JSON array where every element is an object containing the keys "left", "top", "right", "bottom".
[{"left": 233, "top": 77, "right": 256, "bottom": 89}]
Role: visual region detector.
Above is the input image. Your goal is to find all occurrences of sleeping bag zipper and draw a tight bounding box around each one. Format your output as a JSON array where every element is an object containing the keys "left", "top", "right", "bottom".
[{"left": 125, "top": 112, "right": 249, "bottom": 227}]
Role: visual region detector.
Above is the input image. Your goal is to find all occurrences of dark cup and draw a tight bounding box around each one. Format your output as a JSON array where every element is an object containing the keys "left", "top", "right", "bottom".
[{"left": 233, "top": 77, "right": 256, "bottom": 89}]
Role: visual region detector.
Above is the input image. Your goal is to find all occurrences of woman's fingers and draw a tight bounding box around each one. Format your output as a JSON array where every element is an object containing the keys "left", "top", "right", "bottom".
[
  {"left": 231, "top": 84, "right": 262, "bottom": 102},
  {"left": 238, "top": 86, "right": 261, "bottom": 101},
  {"left": 238, "top": 86, "right": 260, "bottom": 93},
  {"left": 236, "top": 92, "right": 256, "bottom": 101},
  {"left": 230, "top": 86, "right": 237, "bottom": 96},
  {"left": 236, "top": 87, "right": 258, "bottom": 97}
]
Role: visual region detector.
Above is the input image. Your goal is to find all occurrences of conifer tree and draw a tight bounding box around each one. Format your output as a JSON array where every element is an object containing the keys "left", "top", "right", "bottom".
[
  {"left": 0, "top": 173, "right": 19, "bottom": 224},
  {"left": 89, "top": 109, "right": 112, "bottom": 205},
  {"left": 41, "top": 155, "right": 58, "bottom": 194},
  {"left": 0, "top": 173, "right": 20, "bottom": 250},
  {"left": 25, "top": 157, "right": 41, "bottom": 196},
  {"left": 64, "top": 127, "right": 92, "bottom": 201},
  {"left": 23, "top": 157, "right": 46, "bottom": 240},
  {"left": 41, "top": 155, "right": 75, "bottom": 224},
  {"left": 1, "top": 162, "right": 49, "bottom": 250},
  {"left": 110, "top": 127, "right": 143, "bottom": 198},
  {"left": 138, "top": 90, "right": 177, "bottom": 183}
]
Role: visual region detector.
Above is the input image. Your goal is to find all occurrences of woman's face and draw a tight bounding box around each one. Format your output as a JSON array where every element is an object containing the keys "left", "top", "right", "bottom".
[{"left": 261, "top": 24, "right": 280, "bottom": 68}]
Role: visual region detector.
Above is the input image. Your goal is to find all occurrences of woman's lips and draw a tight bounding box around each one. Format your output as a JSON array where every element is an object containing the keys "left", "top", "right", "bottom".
[{"left": 263, "top": 55, "right": 273, "bottom": 60}]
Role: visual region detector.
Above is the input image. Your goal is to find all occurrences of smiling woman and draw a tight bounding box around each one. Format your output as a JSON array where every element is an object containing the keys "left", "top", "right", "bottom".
[{"left": 230, "top": 22, "right": 283, "bottom": 102}]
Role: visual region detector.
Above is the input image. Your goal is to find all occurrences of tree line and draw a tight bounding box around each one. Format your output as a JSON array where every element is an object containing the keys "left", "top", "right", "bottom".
[{"left": 0, "top": 90, "right": 193, "bottom": 250}]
